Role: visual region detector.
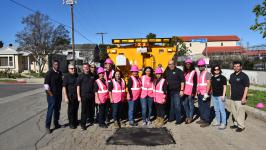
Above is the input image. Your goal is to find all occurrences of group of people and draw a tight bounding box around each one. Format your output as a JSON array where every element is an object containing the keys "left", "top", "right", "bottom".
[{"left": 44, "top": 58, "right": 249, "bottom": 134}]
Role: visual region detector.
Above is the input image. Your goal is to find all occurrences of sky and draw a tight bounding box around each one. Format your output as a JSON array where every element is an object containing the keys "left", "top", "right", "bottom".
[{"left": 0, "top": 0, "right": 265, "bottom": 46}]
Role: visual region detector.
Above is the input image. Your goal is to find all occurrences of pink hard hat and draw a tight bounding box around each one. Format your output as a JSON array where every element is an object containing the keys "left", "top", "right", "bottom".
[
  {"left": 155, "top": 67, "right": 163, "bottom": 74},
  {"left": 256, "top": 102, "right": 265, "bottom": 109},
  {"left": 104, "top": 58, "right": 113, "bottom": 64},
  {"left": 97, "top": 67, "right": 105, "bottom": 74},
  {"left": 185, "top": 58, "right": 193, "bottom": 64},
  {"left": 130, "top": 65, "right": 139, "bottom": 72},
  {"left": 197, "top": 59, "right": 206, "bottom": 66}
]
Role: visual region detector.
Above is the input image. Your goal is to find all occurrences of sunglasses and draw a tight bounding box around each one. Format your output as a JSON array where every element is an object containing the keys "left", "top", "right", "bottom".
[
  {"left": 198, "top": 65, "right": 205, "bottom": 67},
  {"left": 214, "top": 68, "right": 220, "bottom": 71},
  {"left": 68, "top": 68, "right": 75, "bottom": 70},
  {"left": 90, "top": 67, "right": 96, "bottom": 68}
]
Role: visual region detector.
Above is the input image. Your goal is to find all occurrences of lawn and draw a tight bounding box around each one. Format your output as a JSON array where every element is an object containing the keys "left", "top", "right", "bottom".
[{"left": 226, "top": 85, "right": 266, "bottom": 111}]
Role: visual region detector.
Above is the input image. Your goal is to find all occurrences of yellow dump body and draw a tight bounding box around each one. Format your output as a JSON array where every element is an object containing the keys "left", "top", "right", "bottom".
[{"left": 107, "top": 38, "right": 176, "bottom": 77}]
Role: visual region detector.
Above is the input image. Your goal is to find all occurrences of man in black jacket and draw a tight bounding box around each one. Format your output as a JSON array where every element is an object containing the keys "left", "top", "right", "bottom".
[
  {"left": 77, "top": 63, "right": 95, "bottom": 130},
  {"left": 164, "top": 60, "right": 185, "bottom": 124},
  {"left": 63, "top": 64, "right": 79, "bottom": 129},
  {"left": 44, "top": 60, "right": 63, "bottom": 134}
]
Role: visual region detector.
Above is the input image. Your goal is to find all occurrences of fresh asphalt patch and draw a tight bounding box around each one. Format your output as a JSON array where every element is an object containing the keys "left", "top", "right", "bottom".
[{"left": 106, "top": 127, "right": 176, "bottom": 146}]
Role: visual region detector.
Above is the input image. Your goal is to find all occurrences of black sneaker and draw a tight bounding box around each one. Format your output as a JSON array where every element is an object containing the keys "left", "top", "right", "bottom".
[
  {"left": 200, "top": 122, "right": 210, "bottom": 128},
  {"left": 129, "top": 122, "right": 138, "bottom": 127},
  {"left": 196, "top": 120, "right": 204, "bottom": 124},
  {"left": 69, "top": 125, "right": 76, "bottom": 129},
  {"left": 81, "top": 126, "right": 87, "bottom": 131},
  {"left": 54, "top": 124, "right": 62, "bottom": 129},
  {"left": 99, "top": 123, "right": 108, "bottom": 128},
  {"left": 236, "top": 127, "right": 245, "bottom": 132},
  {"left": 230, "top": 125, "right": 238, "bottom": 129},
  {"left": 45, "top": 128, "right": 51, "bottom": 134}
]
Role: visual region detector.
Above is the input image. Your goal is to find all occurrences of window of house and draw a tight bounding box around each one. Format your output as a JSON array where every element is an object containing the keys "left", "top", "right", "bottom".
[
  {"left": 221, "top": 43, "right": 223, "bottom": 46},
  {"left": 205, "top": 43, "right": 208, "bottom": 47},
  {"left": 9, "top": 57, "right": 13, "bottom": 66},
  {"left": 0, "top": 57, "right": 8, "bottom": 66},
  {"left": 189, "top": 43, "right": 192, "bottom": 47}
]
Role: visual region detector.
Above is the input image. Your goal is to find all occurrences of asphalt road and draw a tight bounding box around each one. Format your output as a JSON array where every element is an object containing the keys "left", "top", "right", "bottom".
[
  {"left": 0, "top": 85, "right": 266, "bottom": 150},
  {"left": 0, "top": 84, "right": 43, "bottom": 98}
]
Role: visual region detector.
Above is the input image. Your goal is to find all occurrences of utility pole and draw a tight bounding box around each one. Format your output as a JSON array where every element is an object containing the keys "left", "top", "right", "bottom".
[
  {"left": 96, "top": 32, "right": 107, "bottom": 45},
  {"left": 64, "top": 0, "right": 77, "bottom": 64}
]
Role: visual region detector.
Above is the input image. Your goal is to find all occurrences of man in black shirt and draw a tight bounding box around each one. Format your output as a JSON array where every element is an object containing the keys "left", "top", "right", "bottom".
[
  {"left": 44, "top": 60, "right": 63, "bottom": 134},
  {"left": 63, "top": 64, "right": 79, "bottom": 129},
  {"left": 77, "top": 63, "right": 95, "bottom": 130},
  {"left": 229, "top": 61, "right": 249, "bottom": 132},
  {"left": 164, "top": 60, "right": 185, "bottom": 124}
]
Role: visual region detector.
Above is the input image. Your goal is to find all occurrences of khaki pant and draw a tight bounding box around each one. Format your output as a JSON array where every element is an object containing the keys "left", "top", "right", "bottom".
[{"left": 229, "top": 100, "right": 246, "bottom": 129}]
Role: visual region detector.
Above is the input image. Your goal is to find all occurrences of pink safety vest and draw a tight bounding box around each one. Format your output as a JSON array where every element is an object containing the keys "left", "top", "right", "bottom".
[
  {"left": 184, "top": 70, "right": 196, "bottom": 96},
  {"left": 95, "top": 79, "right": 108, "bottom": 104},
  {"left": 127, "top": 76, "right": 142, "bottom": 101},
  {"left": 104, "top": 69, "right": 114, "bottom": 84},
  {"left": 140, "top": 75, "right": 154, "bottom": 98},
  {"left": 197, "top": 70, "right": 208, "bottom": 95},
  {"left": 111, "top": 79, "right": 126, "bottom": 103},
  {"left": 153, "top": 78, "right": 166, "bottom": 104}
]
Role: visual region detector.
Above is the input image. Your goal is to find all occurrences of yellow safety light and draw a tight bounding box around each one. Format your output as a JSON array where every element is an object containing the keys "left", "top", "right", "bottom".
[
  {"left": 111, "top": 49, "right": 117, "bottom": 53},
  {"left": 167, "top": 49, "right": 173, "bottom": 52}
]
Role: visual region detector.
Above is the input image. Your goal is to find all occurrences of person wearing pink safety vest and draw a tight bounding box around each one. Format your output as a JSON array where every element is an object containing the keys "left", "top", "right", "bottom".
[
  {"left": 182, "top": 58, "right": 197, "bottom": 124},
  {"left": 140, "top": 67, "right": 155, "bottom": 126},
  {"left": 196, "top": 58, "right": 212, "bottom": 128},
  {"left": 94, "top": 67, "right": 108, "bottom": 128},
  {"left": 153, "top": 67, "right": 167, "bottom": 128},
  {"left": 108, "top": 70, "right": 126, "bottom": 128},
  {"left": 104, "top": 58, "right": 115, "bottom": 123},
  {"left": 127, "top": 65, "right": 142, "bottom": 126}
]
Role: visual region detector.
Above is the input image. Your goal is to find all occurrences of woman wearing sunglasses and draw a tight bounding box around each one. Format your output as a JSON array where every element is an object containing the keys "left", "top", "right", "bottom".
[{"left": 210, "top": 65, "right": 227, "bottom": 130}]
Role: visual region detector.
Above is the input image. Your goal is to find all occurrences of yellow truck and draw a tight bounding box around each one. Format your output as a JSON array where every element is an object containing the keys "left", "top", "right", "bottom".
[{"left": 107, "top": 38, "right": 177, "bottom": 77}]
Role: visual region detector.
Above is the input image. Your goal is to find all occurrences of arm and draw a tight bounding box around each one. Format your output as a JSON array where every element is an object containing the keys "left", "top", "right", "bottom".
[
  {"left": 108, "top": 82, "right": 113, "bottom": 103},
  {"left": 221, "top": 85, "right": 226, "bottom": 102},
  {"left": 179, "top": 71, "right": 185, "bottom": 96},
  {"left": 63, "top": 87, "right": 69, "bottom": 103},
  {"left": 44, "top": 71, "right": 53, "bottom": 96},
  {"left": 76, "top": 76, "right": 82, "bottom": 102},
  {"left": 94, "top": 82, "right": 100, "bottom": 104},
  {"left": 192, "top": 73, "right": 197, "bottom": 96},
  {"left": 127, "top": 78, "right": 133, "bottom": 99},
  {"left": 242, "top": 75, "right": 250, "bottom": 104}
]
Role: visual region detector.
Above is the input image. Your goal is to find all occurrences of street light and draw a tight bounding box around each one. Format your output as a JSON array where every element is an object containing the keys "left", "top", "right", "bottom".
[{"left": 63, "top": 0, "right": 77, "bottom": 64}]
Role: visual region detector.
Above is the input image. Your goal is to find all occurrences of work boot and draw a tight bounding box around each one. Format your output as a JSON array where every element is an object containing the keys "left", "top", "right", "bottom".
[
  {"left": 185, "top": 118, "right": 189, "bottom": 124},
  {"left": 196, "top": 119, "right": 204, "bottom": 124},
  {"left": 158, "top": 117, "right": 164, "bottom": 128},
  {"left": 187, "top": 118, "right": 192, "bottom": 124},
  {"left": 154, "top": 118, "right": 159, "bottom": 127},
  {"left": 114, "top": 121, "right": 120, "bottom": 128}
]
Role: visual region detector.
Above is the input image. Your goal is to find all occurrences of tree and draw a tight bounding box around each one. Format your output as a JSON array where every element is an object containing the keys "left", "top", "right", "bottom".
[
  {"left": 146, "top": 33, "right": 156, "bottom": 39},
  {"left": 16, "top": 12, "right": 70, "bottom": 76},
  {"left": 0, "top": 41, "right": 3, "bottom": 48},
  {"left": 250, "top": 0, "right": 266, "bottom": 38}
]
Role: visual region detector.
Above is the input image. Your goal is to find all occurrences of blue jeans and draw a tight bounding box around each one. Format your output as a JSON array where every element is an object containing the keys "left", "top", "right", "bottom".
[
  {"left": 45, "top": 95, "right": 62, "bottom": 129},
  {"left": 198, "top": 94, "right": 211, "bottom": 123},
  {"left": 182, "top": 95, "right": 194, "bottom": 118},
  {"left": 128, "top": 100, "right": 137, "bottom": 123},
  {"left": 169, "top": 92, "right": 182, "bottom": 123},
  {"left": 112, "top": 102, "right": 122, "bottom": 121},
  {"left": 140, "top": 97, "right": 153, "bottom": 122},
  {"left": 212, "top": 95, "right": 226, "bottom": 125}
]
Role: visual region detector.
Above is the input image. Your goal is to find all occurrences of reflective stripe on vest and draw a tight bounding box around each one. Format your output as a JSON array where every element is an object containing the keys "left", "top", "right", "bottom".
[
  {"left": 111, "top": 79, "right": 126, "bottom": 93},
  {"left": 96, "top": 79, "right": 108, "bottom": 93},
  {"left": 185, "top": 70, "right": 195, "bottom": 86},
  {"left": 104, "top": 70, "right": 114, "bottom": 82},
  {"left": 141, "top": 75, "right": 153, "bottom": 90},
  {"left": 154, "top": 78, "right": 165, "bottom": 93},
  {"left": 131, "top": 76, "right": 141, "bottom": 90},
  {"left": 197, "top": 70, "right": 207, "bottom": 86}
]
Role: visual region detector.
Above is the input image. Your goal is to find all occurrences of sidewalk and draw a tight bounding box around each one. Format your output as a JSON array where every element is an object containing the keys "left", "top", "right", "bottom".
[{"left": 0, "top": 78, "right": 44, "bottom": 84}]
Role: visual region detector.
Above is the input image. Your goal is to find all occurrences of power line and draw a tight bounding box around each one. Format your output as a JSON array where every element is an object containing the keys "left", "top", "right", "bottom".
[{"left": 8, "top": 0, "right": 95, "bottom": 44}]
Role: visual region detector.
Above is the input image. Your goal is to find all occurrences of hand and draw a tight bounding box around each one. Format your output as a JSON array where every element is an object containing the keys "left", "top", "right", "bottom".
[
  {"left": 110, "top": 99, "right": 114, "bottom": 103},
  {"left": 204, "top": 93, "right": 209, "bottom": 99},
  {"left": 78, "top": 96, "right": 81, "bottom": 102},
  {"left": 65, "top": 98, "right": 69, "bottom": 103},
  {"left": 241, "top": 99, "right": 247, "bottom": 105},
  {"left": 180, "top": 91, "right": 184, "bottom": 97},
  {"left": 221, "top": 96, "right": 225, "bottom": 102}
]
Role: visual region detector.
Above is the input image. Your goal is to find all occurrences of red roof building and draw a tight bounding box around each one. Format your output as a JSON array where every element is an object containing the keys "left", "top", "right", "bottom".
[
  {"left": 179, "top": 35, "right": 240, "bottom": 42},
  {"left": 203, "top": 46, "right": 246, "bottom": 55}
]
